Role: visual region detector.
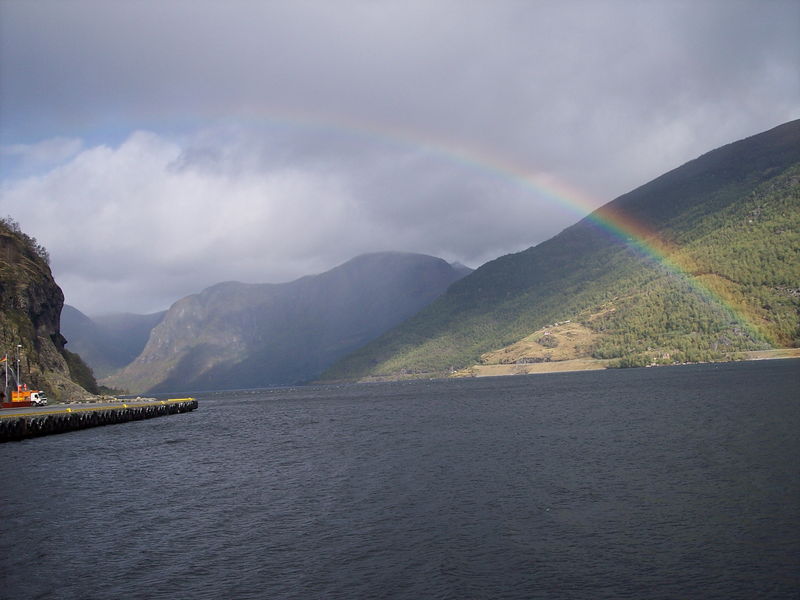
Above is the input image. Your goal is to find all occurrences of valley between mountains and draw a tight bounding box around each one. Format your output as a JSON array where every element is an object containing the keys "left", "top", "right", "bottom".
[{"left": 13, "top": 119, "right": 800, "bottom": 396}]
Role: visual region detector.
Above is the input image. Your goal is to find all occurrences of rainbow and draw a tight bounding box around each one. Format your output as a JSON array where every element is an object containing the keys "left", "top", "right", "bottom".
[
  {"left": 182, "top": 108, "right": 771, "bottom": 344},
  {"left": 431, "top": 141, "right": 769, "bottom": 346}
]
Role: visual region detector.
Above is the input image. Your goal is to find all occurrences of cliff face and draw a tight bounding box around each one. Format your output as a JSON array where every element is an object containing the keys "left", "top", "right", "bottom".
[
  {"left": 61, "top": 305, "right": 165, "bottom": 378},
  {"left": 106, "top": 252, "right": 471, "bottom": 393},
  {"left": 0, "top": 219, "right": 94, "bottom": 401}
]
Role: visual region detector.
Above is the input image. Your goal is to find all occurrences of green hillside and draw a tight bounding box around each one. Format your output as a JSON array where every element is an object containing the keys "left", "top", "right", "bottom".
[{"left": 321, "top": 121, "right": 800, "bottom": 381}]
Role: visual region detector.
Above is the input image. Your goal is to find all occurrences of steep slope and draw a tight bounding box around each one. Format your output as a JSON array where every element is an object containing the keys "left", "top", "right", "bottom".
[
  {"left": 0, "top": 218, "right": 97, "bottom": 401},
  {"left": 105, "top": 252, "right": 471, "bottom": 393},
  {"left": 322, "top": 120, "right": 800, "bottom": 381},
  {"left": 61, "top": 305, "right": 165, "bottom": 378}
]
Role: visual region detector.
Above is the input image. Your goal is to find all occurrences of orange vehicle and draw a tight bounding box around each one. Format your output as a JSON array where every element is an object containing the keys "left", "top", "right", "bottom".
[
  {"left": 3, "top": 349, "right": 47, "bottom": 408},
  {"left": 3, "top": 386, "right": 47, "bottom": 408}
]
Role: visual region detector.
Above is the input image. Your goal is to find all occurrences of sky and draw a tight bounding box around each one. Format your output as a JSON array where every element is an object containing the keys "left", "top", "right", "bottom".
[{"left": 1, "top": 0, "right": 798, "bottom": 316}]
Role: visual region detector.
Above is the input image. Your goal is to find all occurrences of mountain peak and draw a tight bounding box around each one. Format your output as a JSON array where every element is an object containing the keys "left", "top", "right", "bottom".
[{"left": 102, "top": 252, "right": 470, "bottom": 393}]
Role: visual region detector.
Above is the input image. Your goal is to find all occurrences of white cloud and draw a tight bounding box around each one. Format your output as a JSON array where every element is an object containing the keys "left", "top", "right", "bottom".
[{"left": 1, "top": 128, "right": 572, "bottom": 315}]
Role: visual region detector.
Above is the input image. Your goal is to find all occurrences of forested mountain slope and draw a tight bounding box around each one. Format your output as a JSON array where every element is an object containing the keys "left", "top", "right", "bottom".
[{"left": 322, "top": 120, "right": 800, "bottom": 381}]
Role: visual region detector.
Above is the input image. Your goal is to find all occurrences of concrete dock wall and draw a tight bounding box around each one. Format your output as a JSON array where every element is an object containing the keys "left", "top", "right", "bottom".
[{"left": 0, "top": 398, "right": 198, "bottom": 442}]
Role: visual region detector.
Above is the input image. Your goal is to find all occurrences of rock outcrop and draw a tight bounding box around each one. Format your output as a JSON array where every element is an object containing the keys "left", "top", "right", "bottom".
[{"left": 0, "top": 218, "right": 95, "bottom": 401}]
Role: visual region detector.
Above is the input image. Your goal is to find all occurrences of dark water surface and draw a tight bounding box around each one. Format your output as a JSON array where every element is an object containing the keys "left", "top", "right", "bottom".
[{"left": 2, "top": 360, "right": 799, "bottom": 599}]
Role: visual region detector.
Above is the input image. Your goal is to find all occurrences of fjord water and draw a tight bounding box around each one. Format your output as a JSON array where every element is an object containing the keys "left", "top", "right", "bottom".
[{"left": 2, "top": 360, "right": 798, "bottom": 599}]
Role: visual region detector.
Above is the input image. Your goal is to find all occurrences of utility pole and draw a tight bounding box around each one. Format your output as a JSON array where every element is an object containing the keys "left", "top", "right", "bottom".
[{"left": 16, "top": 344, "right": 22, "bottom": 391}]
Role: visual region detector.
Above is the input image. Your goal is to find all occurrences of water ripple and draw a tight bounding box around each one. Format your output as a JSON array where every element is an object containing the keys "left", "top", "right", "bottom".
[{"left": 1, "top": 360, "right": 798, "bottom": 599}]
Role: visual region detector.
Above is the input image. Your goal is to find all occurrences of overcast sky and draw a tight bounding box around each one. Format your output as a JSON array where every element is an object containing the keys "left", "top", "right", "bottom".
[{"left": 1, "top": 0, "right": 798, "bottom": 316}]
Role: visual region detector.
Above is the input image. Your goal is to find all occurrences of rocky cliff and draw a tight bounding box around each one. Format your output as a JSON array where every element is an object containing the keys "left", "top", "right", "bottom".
[
  {"left": 61, "top": 305, "right": 165, "bottom": 378},
  {"left": 106, "top": 252, "right": 471, "bottom": 393},
  {"left": 0, "top": 218, "right": 96, "bottom": 401}
]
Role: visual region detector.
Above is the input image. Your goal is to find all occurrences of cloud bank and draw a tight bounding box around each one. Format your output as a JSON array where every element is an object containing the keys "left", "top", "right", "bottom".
[
  {"left": 3, "top": 127, "right": 567, "bottom": 313},
  {"left": 1, "top": 0, "right": 797, "bottom": 314}
]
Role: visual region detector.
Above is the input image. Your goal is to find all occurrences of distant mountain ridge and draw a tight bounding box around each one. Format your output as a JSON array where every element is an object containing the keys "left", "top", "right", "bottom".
[
  {"left": 104, "top": 252, "right": 471, "bottom": 393},
  {"left": 61, "top": 306, "right": 165, "bottom": 378},
  {"left": 321, "top": 120, "right": 800, "bottom": 381}
]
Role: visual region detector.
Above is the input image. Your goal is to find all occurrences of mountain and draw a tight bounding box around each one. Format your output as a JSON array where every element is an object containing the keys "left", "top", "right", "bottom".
[
  {"left": 61, "top": 305, "right": 165, "bottom": 378},
  {"left": 104, "top": 252, "right": 472, "bottom": 393},
  {"left": 321, "top": 120, "right": 800, "bottom": 381},
  {"left": 0, "top": 218, "right": 98, "bottom": 401}
]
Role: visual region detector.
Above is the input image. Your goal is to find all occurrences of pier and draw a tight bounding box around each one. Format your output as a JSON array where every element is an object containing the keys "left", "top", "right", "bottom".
[{"left": 0, "top": 398, "right": 198, "bottom": 442}]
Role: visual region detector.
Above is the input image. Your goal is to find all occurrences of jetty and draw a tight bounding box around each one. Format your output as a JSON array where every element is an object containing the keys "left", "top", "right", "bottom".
[{"left": 0, "top": 398, "right": 198, "bottom": 442}]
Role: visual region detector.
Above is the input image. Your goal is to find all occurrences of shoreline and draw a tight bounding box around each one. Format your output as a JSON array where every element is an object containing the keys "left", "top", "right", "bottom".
[
  {"left": 338, "top": 349, "right": 800, "bottom": 383},
  {"left": 454, "top": 348, "right": 800, "bottom": 379}
]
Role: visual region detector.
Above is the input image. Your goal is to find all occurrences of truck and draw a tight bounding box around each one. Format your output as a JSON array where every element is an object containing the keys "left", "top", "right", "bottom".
[{"left": 1, "top": 387, "right": 48, "bottom": 408}]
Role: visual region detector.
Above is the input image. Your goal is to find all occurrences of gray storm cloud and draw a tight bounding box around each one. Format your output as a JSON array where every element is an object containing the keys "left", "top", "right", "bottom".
[
  {"left": 0, "top": 0, "right": 798, "bottom": 314},
  {"left": 2, "top": 127, "right": 567, "bottom": 314}
]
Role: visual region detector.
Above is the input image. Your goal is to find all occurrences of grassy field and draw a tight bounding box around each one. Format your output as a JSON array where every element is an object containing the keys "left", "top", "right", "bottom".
[
  {"left": 741, "top": 348, "right": 800, "bottom": 360},
  {"left": 449, "top": 321, "right": 799, "bottom": 379},
  {"left": 460, "top": 358, "right": 610, "bottom": 377},
  {"left": 480, "top": 320, "right": 598, "bottom": 364}
]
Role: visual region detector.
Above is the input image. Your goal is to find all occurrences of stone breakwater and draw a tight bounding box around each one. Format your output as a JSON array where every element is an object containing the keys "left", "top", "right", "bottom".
[
  {"left": 0, "top": 398, "right": 198, "bottom": 443},
  {"left": 62, "top": 396, "right": 158, "bottom": 405}
]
